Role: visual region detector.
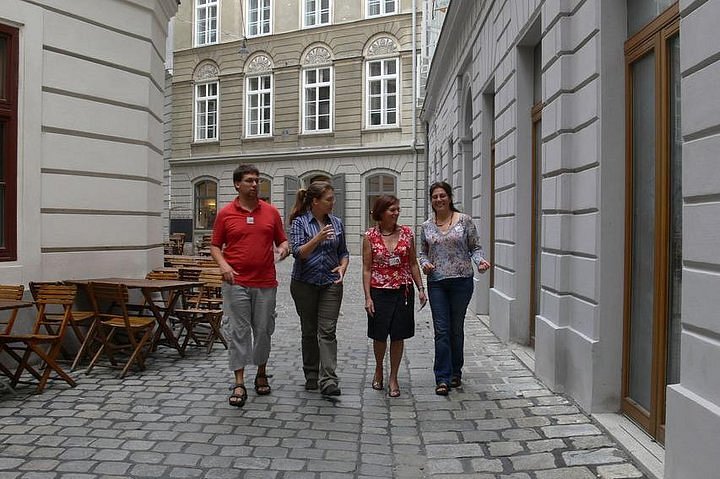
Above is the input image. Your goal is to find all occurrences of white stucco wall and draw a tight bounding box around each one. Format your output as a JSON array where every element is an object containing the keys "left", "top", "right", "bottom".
[
  {"left": 0, "top": 0, "right": 178, "bottom": 285},
  {"left": 426, "top": 0, "right": 720, "bottom": 475},
  {"left": 423, "top": 0, "right": 627, "bottom": 413},
  {"left": 665, "top": 0, "right": 720, "bottom": 477}
]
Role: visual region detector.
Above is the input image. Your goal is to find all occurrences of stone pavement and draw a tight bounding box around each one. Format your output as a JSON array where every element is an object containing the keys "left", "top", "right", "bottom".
[{"left": 0, "top": 260, "right": 647, "bottom": 479}]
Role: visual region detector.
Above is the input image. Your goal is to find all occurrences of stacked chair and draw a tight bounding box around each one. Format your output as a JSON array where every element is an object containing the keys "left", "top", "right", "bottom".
[{"left": 175, "top": 269, "right": 226, "bottom": 354}]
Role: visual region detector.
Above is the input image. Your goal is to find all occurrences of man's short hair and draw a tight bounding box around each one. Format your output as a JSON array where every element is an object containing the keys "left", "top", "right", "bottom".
[{"left": 233, "top": 164, "right": 260, "bottom": 182}]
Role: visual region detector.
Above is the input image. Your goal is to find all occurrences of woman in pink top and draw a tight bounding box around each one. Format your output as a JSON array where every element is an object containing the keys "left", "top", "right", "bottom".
[{"left": 362, "top": 195, "right": 427, "bottom": 397}]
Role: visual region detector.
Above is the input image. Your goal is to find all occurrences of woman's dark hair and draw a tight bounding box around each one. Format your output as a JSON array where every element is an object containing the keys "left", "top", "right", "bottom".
[
  {"left": 429, "top": 181, "right": 460, "bottom": 214},
  {"left": 371, "top": 195, "right": 399, "bottom": 222},
  {"left": 233, "top": 164, "right": 260, "bottom": 182},
  {"left": 289, "top": 181, "right": 334, "bottom": 223}
]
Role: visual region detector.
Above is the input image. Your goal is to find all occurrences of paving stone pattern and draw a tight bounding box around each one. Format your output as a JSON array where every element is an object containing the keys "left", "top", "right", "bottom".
[{"left": 0, "top": 261, "right": 647, "bottom": 478}]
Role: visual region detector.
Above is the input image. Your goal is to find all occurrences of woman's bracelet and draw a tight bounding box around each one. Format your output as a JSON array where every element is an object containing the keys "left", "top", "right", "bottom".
[{"left": 417, "top": 285, "right": 425, "bottom": 291}]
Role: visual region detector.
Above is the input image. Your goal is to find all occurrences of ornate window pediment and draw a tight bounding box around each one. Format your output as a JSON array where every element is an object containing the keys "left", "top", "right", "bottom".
[
  {"left": 246, "top": 54, "right": 273, "bottom": 74},
  {"left": 367, "top": 37, "right": 398, "bottom": 57},
  {"left": 194, "top": 62, "right": 219, "bottom": 82},
  {"left": 304, "top": 46, "right": 332, "bottom": 66}
]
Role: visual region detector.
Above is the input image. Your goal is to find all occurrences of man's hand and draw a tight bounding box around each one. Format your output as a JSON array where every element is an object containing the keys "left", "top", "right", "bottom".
[
  {"left": 275, "top": 245, "right": 290, "bottom": 262},
  {"left": 219, "top": 264, "right": 238, "bottom": 283}
]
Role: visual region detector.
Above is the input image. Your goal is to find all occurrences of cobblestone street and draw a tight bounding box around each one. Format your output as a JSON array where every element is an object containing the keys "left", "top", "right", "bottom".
[{"left": 0, "top": 261, "right": 647, "bottom": 478}]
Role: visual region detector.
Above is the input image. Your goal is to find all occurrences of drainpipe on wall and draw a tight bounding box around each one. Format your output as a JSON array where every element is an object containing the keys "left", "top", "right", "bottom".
[{"left": 411, "top": 0, "right": 419, "bottom": 235}]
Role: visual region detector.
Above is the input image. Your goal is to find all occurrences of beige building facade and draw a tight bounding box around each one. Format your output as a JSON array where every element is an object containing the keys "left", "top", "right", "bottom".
[{"left": 168, "top": 0, "right": 426, "bottom": 253}]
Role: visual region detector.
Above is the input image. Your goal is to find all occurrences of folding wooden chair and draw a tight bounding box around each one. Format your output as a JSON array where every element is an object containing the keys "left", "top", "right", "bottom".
[
  {"left": 0, "top": 284, "right": 25, "bottom": 332},
  {"left": 175, "top": 269, "right": 226, "bottom": 354},
  {"left": 0, "top": 284, "right": 25, "bottom": 381},
  {"left": 146, "top": 270, "right": 180, "bottom": 281},
  {"left": 177, "top": 267, "right": 203, "bottom": 308},
  {"left": 0, "top": 284, "right": 78, "bottom": 393},
  {"left": 134, "top": 270, "right": 181, "bottom": 321},
  {"left": 169, "top": 233, "right": 185, "bottom": 255},
  {"left": 86, "top": 282, "right": 156, "bottom": 378},
  {"left": 29, "top": 281, "right": 96, "bottom": 370}
]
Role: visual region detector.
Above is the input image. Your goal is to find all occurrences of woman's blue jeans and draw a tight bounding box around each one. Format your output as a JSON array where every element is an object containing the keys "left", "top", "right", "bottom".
[{"left": 427, "top": 276, "right": 474, "bottom": 385}]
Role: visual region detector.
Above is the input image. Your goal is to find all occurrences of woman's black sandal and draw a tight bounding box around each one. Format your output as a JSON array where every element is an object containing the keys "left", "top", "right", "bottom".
[
  {"left": 435, "top": 383, "right": 449, "bottom": 396},
  {"left": 371, "top": 377, "right": 384, "bottom": 391},
  {"left": 229, "top": 384, "right": 247, "bottom": 407},
  {"left": 450, "top": 377, "right": 462, "bottom": 388},
  {"left": 254, "top": 374, "right": 272, "bottom": 395}
]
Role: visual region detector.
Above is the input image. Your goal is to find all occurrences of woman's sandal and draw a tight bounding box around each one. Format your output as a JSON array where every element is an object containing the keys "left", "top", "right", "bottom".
[
  {"left": 450, "top": 377, "right": 462, "bottom": 388},
  {"left": 371, "top": 377, "right": 384, "bottom": 391},
  {"left": 254, "top": 374, "right": 272, "bottom": 396},
  {"left": 229, "top": 384, "right": 247, "bottom": 407},
  {"left": 435, "top": 383, "right": 449, "bottom": 396}
]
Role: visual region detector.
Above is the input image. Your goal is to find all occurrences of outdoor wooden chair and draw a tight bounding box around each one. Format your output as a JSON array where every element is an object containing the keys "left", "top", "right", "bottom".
[
  {"left": 86, "top": 282, "right": 156, "bottom": 378},
  {"left": 194, "top": 258, "right": 219, "bottom": 268},
  {"left": 132, "top": 270, "right": 181, "bottom": 320},
  {"left": 166, "top": 256, "right": 195, "bottom": 268},
  {"left": 177, "top": 267, "right": 203, "bottom": 308},
  {"left": 0, "top": 284, "right": 26, "bottom": 381},
  {"left": 146, "top": 270, "right": 180, "bottom": 281},
  {"left": 0, "top": 284, "right": 25, "bottom": 333},
  {"left": 29, "top": 281, "right": 96, "bottom": 370},
  {"left": 169, "top": 233, "right": 185, "bottom": 255},
  {"left": 175, "top": 269, "right": 226, "bottom": 354},
  {"left": 0, "top": 284, "right": 78, "bottom": 393}
]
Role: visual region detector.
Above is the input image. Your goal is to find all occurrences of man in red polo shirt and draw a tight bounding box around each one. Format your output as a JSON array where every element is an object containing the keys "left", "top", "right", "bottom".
[{"left": 211, "top": 164, "right": 289, "bottom": 408}]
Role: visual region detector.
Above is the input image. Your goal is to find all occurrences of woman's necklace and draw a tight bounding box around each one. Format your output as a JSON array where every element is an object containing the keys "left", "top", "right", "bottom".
[
  {"left": 379, "top": 226, "right": 397, "bottom": 236},
  {"left": 435, "top": 212, "right": 453, "bottom": 228}
]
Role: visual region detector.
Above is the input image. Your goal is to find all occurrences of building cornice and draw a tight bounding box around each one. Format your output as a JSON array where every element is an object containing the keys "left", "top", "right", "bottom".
[{"left": 169, "top": 143, "right": 426, "bottom": 167}]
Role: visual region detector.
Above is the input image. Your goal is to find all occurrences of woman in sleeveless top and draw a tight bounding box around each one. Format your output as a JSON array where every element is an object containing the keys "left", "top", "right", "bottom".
[{"left": 362, "top": 195, "right": 426, "bottom": 397}]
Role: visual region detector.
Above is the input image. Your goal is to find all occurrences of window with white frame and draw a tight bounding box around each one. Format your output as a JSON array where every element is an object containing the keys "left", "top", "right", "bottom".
[
  {"left": 366, "top": 58, "right": 398, "bottom": 127},
  {"left": 367, "top": 0, "right": 397, "bottom": 17},
  {"left": 303, "top": 66, "right": 332, "bottom": 132},
  {"left": 248, "top": 0, "right": 271, "bottom": 37},
  {"left": 304, "top": 0, "right": 331, "bottom": 27},
  {"left": 246, "top": 74, "right": 272, "bottom": 136},
  {"left": 195, "top": 81, "right": 218, "bottom": 141},
  {"left": 195, "top": 0, "right": 218, "bottom": 46}
]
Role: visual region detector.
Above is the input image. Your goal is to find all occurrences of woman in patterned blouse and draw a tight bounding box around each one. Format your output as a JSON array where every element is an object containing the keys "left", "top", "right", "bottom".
[
  {"left": 362, "top": 195, "right": 427, "bottom": 398},
  {"left": 419, "top": 182, "right": 491, "bottom": 396}
]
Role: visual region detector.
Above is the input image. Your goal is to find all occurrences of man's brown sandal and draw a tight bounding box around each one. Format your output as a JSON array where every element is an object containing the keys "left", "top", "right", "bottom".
[
  {"left": 229, "top": 384, "right": 247, "bottom": 407},
  {"left": 254, "top": 374, "right": 272, "bottom": 395}
]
